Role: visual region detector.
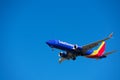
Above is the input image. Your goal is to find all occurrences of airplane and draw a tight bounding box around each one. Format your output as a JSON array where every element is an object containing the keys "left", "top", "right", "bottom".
[{"left": 46, "top": 33, "right": 116, "bottom": 63}]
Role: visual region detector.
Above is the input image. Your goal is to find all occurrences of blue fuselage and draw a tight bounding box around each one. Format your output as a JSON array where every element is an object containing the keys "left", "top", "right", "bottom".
[{"left": 46, "top": 40, "right": 93, "bottom": 55}]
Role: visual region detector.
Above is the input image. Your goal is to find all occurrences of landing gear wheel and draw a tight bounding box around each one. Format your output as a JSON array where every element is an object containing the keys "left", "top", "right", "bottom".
[{"left": 72, "top": 57, "right": 76, "bottom": 60}]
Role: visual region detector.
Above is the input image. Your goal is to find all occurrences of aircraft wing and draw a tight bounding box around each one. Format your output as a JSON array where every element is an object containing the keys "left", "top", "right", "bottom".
[{"left": 82, "top": 32, "right": 113, "bottom": 51}]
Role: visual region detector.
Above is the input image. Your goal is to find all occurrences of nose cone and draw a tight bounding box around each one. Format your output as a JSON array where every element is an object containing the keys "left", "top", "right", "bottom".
[
  {"left": 46, "top": 40, "right": 58, "bottom": 47},
  {"left": 46, "top": 40, "right": 52, "bottom": 45}
]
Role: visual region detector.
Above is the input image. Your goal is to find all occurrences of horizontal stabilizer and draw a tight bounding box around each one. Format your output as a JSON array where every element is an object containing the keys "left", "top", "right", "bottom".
[{"left": 104, "top": 50, "right": 117, "bottom": 56}]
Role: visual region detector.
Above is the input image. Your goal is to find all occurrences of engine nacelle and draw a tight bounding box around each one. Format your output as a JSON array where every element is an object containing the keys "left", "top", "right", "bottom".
[
  {"left": 59, "top": 52, "right": 67, "bottom": 58},
  {"left": 73, "top": 44, "right": 78, "bottom": 49}
]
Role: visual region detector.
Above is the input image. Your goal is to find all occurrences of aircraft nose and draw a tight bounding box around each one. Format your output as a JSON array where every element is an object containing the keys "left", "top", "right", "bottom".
[
  {"left": 46, "top": 40, "right": 55, "bottom": 46},
  {"left": 46, "top": 41, "right": 51, "bottom": 45},
  {"left": 46, "top": 40, "right": 58, "bottom": 47}
]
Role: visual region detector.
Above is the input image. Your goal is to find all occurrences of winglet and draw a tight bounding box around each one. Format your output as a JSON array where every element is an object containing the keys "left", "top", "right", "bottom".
[{"left": 109, "top": 32, "right": 113, "bottom": 38}]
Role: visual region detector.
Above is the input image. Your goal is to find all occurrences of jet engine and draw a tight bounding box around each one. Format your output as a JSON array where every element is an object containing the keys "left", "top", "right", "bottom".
[{"left": 59, "top": 52, "right": 67, "bottom": 58}]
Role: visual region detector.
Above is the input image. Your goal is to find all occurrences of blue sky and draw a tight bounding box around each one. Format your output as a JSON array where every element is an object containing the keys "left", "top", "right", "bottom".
[{"left": 1, "top": 0, "right": 120, "bottom": 80}]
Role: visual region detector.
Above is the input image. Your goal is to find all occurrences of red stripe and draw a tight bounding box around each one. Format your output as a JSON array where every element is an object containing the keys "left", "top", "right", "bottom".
[{"left": 97, "top": 42, "right": 105, "bottom": 56}]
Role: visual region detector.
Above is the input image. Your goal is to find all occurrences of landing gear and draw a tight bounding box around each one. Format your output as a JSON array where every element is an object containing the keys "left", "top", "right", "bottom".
[
  {"left": 52, "top": 48, "right": 54, "bottom": 51},
  {"left": 72, "top": 57, "right": 76, "bottom": 60}
]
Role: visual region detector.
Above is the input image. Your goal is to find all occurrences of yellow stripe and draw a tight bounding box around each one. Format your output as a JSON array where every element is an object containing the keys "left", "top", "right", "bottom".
[
  {"left": 97, "top": 41, "right": 105, "bottom": 51},
  {"left": 87, "top": 41, "right": 105, "bottom": 57}
]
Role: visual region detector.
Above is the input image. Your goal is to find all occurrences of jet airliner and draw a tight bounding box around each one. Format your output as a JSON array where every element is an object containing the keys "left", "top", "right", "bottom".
[{"left": 46, "top": 33, "right": 116, "bottom": 63}]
